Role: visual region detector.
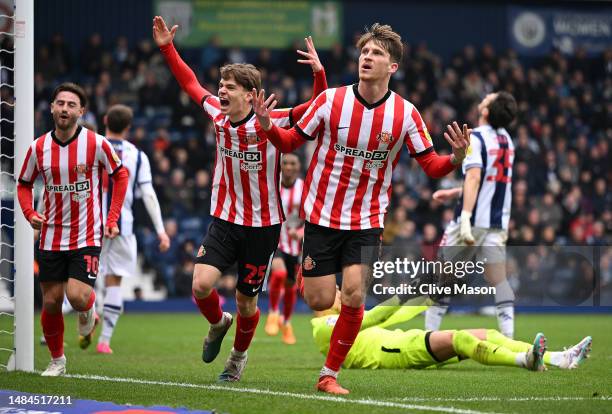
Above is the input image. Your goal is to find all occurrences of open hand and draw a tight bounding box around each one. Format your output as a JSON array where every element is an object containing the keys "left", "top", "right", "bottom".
[
  {"left": 297, "top": 36, "right": 322, "bottom": 73},
  {"left": 251, "top": 88, "right": 277, "bottom": 131},
  {"left": 152, "top": 15, "right": 177, "bottom": 47},
  {"left": 444, "top": 122, "right": 471, "bottom": 164}
]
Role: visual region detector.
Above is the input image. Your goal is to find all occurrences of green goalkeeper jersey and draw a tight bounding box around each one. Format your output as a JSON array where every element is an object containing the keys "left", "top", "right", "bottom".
[{"left": 311, "top": 297, "right": 436, "bottom": 369}]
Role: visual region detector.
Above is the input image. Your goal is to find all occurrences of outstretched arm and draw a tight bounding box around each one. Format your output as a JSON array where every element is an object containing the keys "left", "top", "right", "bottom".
[
  {"left": 291, "top": 36, "right": 328, "bottom": 121},
  {"left": 254, "top": 89, "right": 315, "bottom": 153},
  {"left": 433, "top": 187, "right": 463, "bottom": 202},
  {"left": 153, "top": 16, "right": 211, "bottom": 104}
]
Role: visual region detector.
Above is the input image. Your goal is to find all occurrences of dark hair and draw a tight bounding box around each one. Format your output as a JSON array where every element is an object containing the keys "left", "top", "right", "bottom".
[
  {"left": 106, "top": 104, "right": 134, "bottom": 133},
  {"left": 51, "top": 82, "right": 88, "bottom": 108},
  {"left": 356, "top": 23, "right": 403, "bottom": 64},
  {"left": 220, "top": 63, "right": 261, "bottom": 92},
  {"left": 487, "top": 92, "right": 517, "bottom": 129}
]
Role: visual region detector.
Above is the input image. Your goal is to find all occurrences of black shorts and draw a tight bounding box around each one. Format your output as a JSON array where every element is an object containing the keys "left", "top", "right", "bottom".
[
  {"left": 38, "top": 246, "right": 102, "bottom": 288},
  {"left": 196, "top": 218, "right": 281, "bottom": 297},
  {"left": 301, "top": 221, "right": 383, "bottom": 277},
  {"left": 275, "top": 250, "right": 299, "bottom": 283}
]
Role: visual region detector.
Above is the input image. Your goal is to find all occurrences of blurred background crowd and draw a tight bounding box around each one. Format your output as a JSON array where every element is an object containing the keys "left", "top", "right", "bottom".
[{"left": 12, "top": 29, "right": 612, "bottom": 300}]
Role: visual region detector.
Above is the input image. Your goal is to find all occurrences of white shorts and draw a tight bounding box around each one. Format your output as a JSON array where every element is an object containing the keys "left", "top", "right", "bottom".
[
  {"left": 439, "top": 221, "right": 507, "bottom": 263},
  {"left": 100, "top": 234, "right": 137, "bottom": 278}
]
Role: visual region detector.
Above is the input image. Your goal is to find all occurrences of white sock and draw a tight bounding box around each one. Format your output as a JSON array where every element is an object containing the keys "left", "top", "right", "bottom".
[
  {"left": 231, "top": 347, "right": 246, "bottom": 358},
  {"left": 547, "top": 351, "right": 564, "bottom": 367},
  {"left": 495, "top": 279, "right": 515, "bottom": 338},
  {"left": 212, "top": 313, "right": 228, "bottom": 328},
  {"left": 515, "top": 352, "right": 527, "bottom": 367},
  {"left": 425, "top": 305, "right": 448, "bottom": 331},
  {"left": 320, "top": 365, "right": 338, "bottom": 378},
  {"left": 61, "top": 295, "right": 73, "bottom": 314},
  {"left": 99, "top": 286, "right": 123, "bottom": 345}
]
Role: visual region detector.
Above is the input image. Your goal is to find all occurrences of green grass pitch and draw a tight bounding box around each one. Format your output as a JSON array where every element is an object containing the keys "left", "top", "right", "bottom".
[{"left": 1, "top": 312, "right": 611, "bottom": 413}]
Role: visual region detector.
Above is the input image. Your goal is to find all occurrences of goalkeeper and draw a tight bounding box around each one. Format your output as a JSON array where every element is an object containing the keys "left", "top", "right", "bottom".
[{"left": 311, "top": 292, "right": 591, "bottom": 371}]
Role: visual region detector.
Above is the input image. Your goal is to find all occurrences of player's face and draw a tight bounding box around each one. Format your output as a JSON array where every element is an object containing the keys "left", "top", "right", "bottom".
[
  {"left": 51, "top": 91, "right": 84, "bottom": 131},
  {"left": 218, "top": 76, "right": 251, "bottom": 116},
  {"left": 358, "top": 40, "right": 398, "bottom": 82},
  {"left": 281, "top": 155, "right": 300, "bottom": 181}
]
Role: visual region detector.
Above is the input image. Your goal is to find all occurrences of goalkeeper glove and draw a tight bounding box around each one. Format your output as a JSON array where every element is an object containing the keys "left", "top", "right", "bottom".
[{"left": 460, "top": 210, "right": 475, "bottom": 245}]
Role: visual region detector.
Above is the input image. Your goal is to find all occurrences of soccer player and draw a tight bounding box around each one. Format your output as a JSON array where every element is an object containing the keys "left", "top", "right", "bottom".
[
  {"left": 425, "top": 92, "right": 518, "bottom": 338},
  {"left": 153, "top": 16, "right": 328, "bottom": 381},
  {"left": 17, "top": 82, "right": 129, "bottom": 376},
  {"left": 312, "top": 294, "right": 592, "bottom": 371},
  {"left": 253, "top": 23, "right": 471, "bottom": 394},
  {"left": 96, "top": 104, "right": 171, "bottom": 354},
  {"left": 264, "top": 153, "right": 304, "bottom": 344}
]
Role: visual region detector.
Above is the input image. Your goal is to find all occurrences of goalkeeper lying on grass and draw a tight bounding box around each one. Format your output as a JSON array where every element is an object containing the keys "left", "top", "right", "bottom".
[{"left": 311, "top": 292, "right": 591, "bottom": 371}]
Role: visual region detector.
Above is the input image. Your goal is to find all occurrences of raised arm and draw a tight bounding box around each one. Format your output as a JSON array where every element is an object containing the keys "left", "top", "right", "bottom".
[
  {"left": 153, "top": 16, "right": 211, "bottom": 104},
  {"left": 414, "top": 122, "right": 471, "bottom": 178},
  {"left": 253, "top": 89, "right": 309, "bottom": 152},
  {"left": 291, "top": 36, "right": 328, "bottom": 120}
]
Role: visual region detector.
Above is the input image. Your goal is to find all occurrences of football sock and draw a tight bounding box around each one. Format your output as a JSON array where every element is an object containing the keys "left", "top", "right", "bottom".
[
  {"left": 99, "top": 286, "right": 123, "bottom": 345},
  {"left": 545, "top": 352, "right": 564, "bottom": 367},
  {"left": 494, "top": 279, "right": 515, "bottom": 338},
  {"left": 234, "top": 308, "right": 260, "bottom": 352},
  {"left": 486, "top": 329, "right": 562, "bottom": 366},
  {"left": 282, "top": 284, "right": 297, "bottom": 323},
  {"left": 425, "top": 303, "right": 448, "bottom": 331},
  {"left": 268, "top": 270, "right": 286, "bottom": 312},
  {"left": 452, "top": 330, "right": 519, "bottom": 367},
  {"left": 41, "top": 309, "right": 64, "bottom": 359},
  {"left": 324, "top": 304, "right": 364, "bottom": 373},
  {"left": 193, "top": 289, "right": 223, "bottom": 325},
  {"left": 486, "top": 329, "right": 531, "bottom": 352}
]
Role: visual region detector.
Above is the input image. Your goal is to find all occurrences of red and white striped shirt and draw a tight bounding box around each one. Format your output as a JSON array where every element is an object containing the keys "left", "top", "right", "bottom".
[
  {"left": 18, "top": 127, "right": 122, "bottom": 251},
  {"left": 204, "top": 96, "right": 293, "bottom": 227},
  {"left": 278, "top": 177, "right": 304, "bottom": 256},
  {"left": 296, "top": 84, "right": 434, "bottom": 230}
]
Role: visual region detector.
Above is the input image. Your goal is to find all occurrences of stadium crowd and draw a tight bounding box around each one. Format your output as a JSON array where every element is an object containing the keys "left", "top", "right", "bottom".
[{"left": 30, "top": 33, "right": 611, "bottom": 299}]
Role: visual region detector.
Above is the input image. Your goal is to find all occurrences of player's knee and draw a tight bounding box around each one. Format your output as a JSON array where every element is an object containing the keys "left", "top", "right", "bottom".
[
  {"left": 66, "top": 290, "right": 90, "bottom": 311},
  {"left": 236, "top": 296, "right": 257, "bottom": 316},
  {"left": 305, "top": 293, "right": 335, "bottom": 311},
  {"left": 192, "top": 274, "right": 214, "bottom": 296},
  {"left": 42, "top": 295, "right": 63, "bottom": 313},
  {"left": 340, "top": 287, "right": 364, "bottom": 308}
]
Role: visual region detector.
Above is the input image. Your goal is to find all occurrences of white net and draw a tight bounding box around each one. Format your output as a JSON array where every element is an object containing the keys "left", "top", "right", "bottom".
[{"left": 0, "top": 4, "right": 15, "bottom": 370}]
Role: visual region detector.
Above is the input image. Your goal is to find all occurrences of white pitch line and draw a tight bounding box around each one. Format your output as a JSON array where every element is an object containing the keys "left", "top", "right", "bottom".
[
  {"left": 60, "top": 373, "right": 501, "bottom": 414},
  {"left": 394, "top": 396, "right": 612, "bottom": 402}
]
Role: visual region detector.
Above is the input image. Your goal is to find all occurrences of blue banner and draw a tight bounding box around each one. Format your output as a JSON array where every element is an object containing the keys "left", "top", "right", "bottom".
[
  {"left": 508, "top": 6, "right": 612, "bottom": 56},
  {"left": 0, "top": 390, "right": 212, "bottom": 414}
]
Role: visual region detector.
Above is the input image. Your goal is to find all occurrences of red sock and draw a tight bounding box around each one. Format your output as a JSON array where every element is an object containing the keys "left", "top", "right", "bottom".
[
  {"left": 283, "top": 284, "right": 297, "bottom": 322},
  {"left": 193, "top": 289, "right": 223, "bottom": 324},
  {"left": 41, "top": 309, "right": 64, "bottom": 359},
  {"left": 233, "top": 308, "right": 260, "bottom": 352},
  {"left": 295, "top": 267, "right": 304, "bottom": 297},
  {"left": 324, "top": 304, "right": 364, "bottom": 372},
  {"left": 268, "top": 270, "right": 286, "bottom": 312},
  {"left": 85, "top": 290, "right": 95, "bottom": 310}
]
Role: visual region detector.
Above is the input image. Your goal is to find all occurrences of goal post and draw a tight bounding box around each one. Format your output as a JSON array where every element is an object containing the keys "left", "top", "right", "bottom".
[{"left": 12, "top": 0, "right": 34, "bottom": 372}]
